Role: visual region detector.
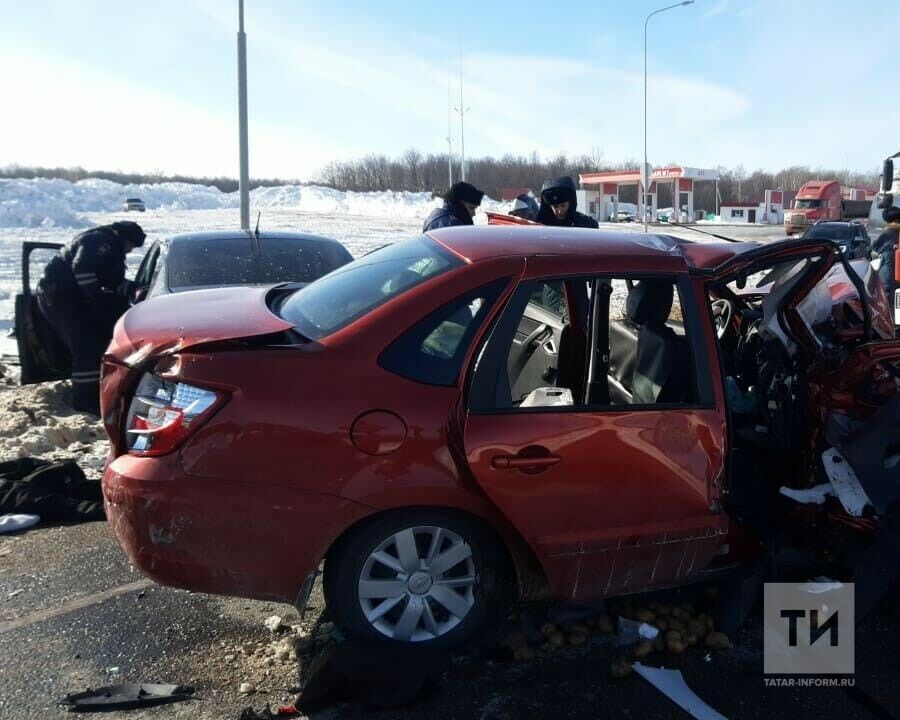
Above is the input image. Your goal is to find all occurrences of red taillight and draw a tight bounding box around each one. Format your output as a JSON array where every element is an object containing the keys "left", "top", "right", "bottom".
[{"left": 125, "top": 373, "right": 225, "bottom": 456}]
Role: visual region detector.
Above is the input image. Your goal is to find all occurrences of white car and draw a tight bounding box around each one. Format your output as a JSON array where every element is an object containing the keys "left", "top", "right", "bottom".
[{"left": 122, "top": 197, "right": 146, "bottom": 212}]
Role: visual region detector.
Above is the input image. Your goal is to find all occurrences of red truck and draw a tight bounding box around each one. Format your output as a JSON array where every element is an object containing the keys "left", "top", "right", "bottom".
[{"left": 784, "top": 180, "right": 871, "bottom": 234}]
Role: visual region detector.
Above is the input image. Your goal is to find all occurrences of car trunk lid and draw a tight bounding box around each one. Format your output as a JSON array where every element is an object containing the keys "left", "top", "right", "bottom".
[{"left": 107, "top": 286, "right": 294, "bottom": 367}]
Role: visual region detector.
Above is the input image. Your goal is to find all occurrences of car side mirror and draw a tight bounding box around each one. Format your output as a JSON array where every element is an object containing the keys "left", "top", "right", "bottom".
[{"left": 884, "top": 159, "right": 894, "bottom": 192}]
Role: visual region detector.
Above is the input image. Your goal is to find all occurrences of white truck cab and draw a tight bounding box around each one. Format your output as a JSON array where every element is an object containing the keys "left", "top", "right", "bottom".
[{"left": 869, "top": 151, "right": 900, "bottom": 324}]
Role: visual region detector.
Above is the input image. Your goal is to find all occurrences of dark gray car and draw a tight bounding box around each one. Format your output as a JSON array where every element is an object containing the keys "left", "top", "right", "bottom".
[
  {"left": 800, "top": 220, "right": 871, "bottom": 260},
  {"left": 134, "top": 230, "right": 353, "bottom": 300}
]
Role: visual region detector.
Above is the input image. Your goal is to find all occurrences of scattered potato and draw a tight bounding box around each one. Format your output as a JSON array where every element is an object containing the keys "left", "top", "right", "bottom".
[
  {"left": 687, "top": 620, "right": 707, "bottom": 639},
  {"left": 549, "top": 632, "right": 566, "bottom": 648},
  {"left": 570, "top": 623, "right": 590, "bottom": 636},
  {"left": 610, "top": 658, "right": 633, "bottom": 679},
  {"left": 669, "top": 619, "right": 686, "bottom": 633},
  {"left": 667, "top": 638, "right": 687, "bottom": 654},
  {"left": 541, "top": 623, "right": 558, "bottom": 637},
  {"left": 513, "top": 646, "right": 536, "bottom": 661},
  {"left": 665, "top": 629, "right": 683, "bottom": 644},
  {"left": 686, "top": 634, "right": 698, "bottom": 646},
  {"left": 633, "top": 641, "right": 653, "bottom": 658},
  {"left": 671, "top": 607, "right": 686, "bottom": 619},
  {"left": 569, "top": 632, "right": 588, "bottom": 647},
  {"left": 655, "top": 618, "right": 669, "bottom": 632},
  {"left": 656, "top": 604, "right": 672, "bottom": 616},
  {"left": 636, "top": 609, "right": 656, "bottom": 623},
  {"left": 595, "top": 615, "right": 615, "bottom": 634},
  {"left": 705, "top": 631, "right": 731, "bottom": 650}
]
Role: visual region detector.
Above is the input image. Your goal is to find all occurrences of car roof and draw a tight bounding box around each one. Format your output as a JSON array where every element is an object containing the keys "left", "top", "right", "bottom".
[
  {"left": 162, "top": 230, "right": 343, "bottom": 246},
  {"left": 426, "top": 225, "right": 761, "bottom": 271}
]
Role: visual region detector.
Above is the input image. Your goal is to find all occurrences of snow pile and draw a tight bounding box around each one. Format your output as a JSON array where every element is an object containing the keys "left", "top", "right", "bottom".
[
  {"left": 0, "top": 376, "right": 107, "bottom": 477},
  {"left": 0, "top": 177, "right": 508, "bottom": 229},
  {"left": 0, "top": 178, "right": 91, "bottom": 229}
]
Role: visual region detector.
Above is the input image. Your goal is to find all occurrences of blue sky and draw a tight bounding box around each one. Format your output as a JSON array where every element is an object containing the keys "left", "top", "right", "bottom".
[{"left": 1, "top": 0, "right": 897, "bottom": 180}]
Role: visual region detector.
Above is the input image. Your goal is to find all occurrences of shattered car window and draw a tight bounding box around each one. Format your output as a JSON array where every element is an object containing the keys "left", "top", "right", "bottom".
[{"left": 280, "top": 236, "right": 460, "bottom": 340}]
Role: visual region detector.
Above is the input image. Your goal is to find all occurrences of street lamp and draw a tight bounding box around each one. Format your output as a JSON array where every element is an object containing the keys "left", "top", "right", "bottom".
[{"left": 643, "top": 0, "right": 694, "bottom": 232}]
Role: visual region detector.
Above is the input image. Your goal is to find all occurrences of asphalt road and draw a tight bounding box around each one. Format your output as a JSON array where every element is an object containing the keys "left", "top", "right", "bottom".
[{"left": 2, "top": 520, "right": 900, "bottom": 720}]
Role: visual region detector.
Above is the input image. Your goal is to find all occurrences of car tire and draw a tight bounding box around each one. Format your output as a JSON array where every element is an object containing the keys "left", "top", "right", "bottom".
[{"left": 326, "top": 509, "right": 502, "bottom": 649}]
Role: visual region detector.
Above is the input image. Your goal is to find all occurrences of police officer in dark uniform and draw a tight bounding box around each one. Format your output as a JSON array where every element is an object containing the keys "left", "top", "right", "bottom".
[{"left": 36, "top": 221, "right": 145, "bottom": 414}]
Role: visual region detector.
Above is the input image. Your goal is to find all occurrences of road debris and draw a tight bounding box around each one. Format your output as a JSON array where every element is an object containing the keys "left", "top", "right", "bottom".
[
  {"left": 633, "top": 663, "right": 728, "bottom": 720},
  {"left": 59, "top": 683, "right": 194, "bottom": 712},
  {"left": 239, "top": 682, "right": 256, "bottom": 694},
  {"left": 263, "top": 615, "right": 284, "bottom": 633},
  {"left": 0, "top": 513, "right": 40, "bottom": 534}
]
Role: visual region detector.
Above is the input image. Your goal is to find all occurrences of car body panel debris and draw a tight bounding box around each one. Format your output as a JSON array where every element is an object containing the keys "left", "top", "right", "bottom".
[
  {"left": 633, "top": 663, "right": 728, "bottom": 720},
  {"left": 0, "top": 513, "right": 40, "bottom": 534},
  {"left": 59, "top": 683, "right": 194, "bottom": 712}
]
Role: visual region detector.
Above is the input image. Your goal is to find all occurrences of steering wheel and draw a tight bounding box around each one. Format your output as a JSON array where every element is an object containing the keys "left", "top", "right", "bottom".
[{"left": 710, "top": 299, "right": 733, "bottom": 340}]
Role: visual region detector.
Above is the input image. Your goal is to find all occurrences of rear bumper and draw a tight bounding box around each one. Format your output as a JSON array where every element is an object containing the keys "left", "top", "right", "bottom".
[{"left": 103, "top": 453, "right": 373, "bottom": 603}]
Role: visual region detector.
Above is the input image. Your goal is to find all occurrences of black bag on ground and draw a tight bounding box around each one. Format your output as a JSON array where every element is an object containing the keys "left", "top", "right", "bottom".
[{"left": 0, "top": 458, "right": 104, "bottom": 522}]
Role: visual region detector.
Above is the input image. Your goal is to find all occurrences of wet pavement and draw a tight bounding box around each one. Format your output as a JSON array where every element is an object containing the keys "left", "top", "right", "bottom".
[{"left": 2, "top": 520, "right": 900, "bottom": 720}]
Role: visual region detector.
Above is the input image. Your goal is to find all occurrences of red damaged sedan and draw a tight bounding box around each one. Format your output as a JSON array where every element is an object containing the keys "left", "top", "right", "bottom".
[{"left": 102, "top": 227, "right": 900, "bottom": 647}]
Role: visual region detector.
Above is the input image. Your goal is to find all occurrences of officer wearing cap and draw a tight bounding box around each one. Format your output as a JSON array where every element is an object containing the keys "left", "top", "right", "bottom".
[
  {"left": 36, "top": 221, "right": 146, "bottom": 414},
  {"left": 535, "top": 176, "right": 599, "bottom": 228},
  {"left": 423, "top": 181, "right": 485, "bottom": 232}
]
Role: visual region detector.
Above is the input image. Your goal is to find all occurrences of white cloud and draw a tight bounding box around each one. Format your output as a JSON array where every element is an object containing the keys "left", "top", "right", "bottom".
[{"left": 703, "top": 0, "right": 731, "bottom": 19}]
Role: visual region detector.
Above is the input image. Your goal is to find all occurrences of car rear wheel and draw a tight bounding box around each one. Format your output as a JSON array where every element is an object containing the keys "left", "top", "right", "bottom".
[{"left": 326, "top": 510, "right": 501, "bottom": 649}]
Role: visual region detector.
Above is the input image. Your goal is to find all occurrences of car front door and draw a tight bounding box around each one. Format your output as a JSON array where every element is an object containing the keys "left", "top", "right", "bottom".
[
  {"left": 15, "top": 241, "right": 70, "bottom": 384},
  {"left": 463, "top": 272, "right": 728, "bottom": 603},
  {"left": 132, "top": 241, "right": 161, "bottom": 302}
]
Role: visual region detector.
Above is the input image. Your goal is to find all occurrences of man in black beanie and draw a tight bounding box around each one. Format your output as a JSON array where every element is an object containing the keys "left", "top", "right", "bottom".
[
  {"left": 422, "top": 181, "right": 485, "bottom": 232},
  {"left": 36, "top": 221, "right": 146, "bottom": 414}
]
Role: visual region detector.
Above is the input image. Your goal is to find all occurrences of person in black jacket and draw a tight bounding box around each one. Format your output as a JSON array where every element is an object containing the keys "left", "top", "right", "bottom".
[
  {"left": 872, "top": 207, "right": 900, "bottom": 297},
  {"left": 36, "top": 221, "right": 146, "bottom": 414},
  {"left": 535, "top": 176, "right": 599, "bottom": 228},
  {"left": 422, "top": 181, "right": 485, "bottom": 232}
]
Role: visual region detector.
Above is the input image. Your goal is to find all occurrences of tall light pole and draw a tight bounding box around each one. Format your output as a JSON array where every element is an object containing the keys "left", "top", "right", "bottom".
[
  {"left": 237, "top": 0, "right": 250, "bottom": 231},
  {"left": 454, "top": 34, "right": 470, "bottom": 182},
  {"left": 643, "top": 0, "right": 693, "bottom": 232},
  {"left": 446, "top": 79, "right": 454, "bottom": 188}
]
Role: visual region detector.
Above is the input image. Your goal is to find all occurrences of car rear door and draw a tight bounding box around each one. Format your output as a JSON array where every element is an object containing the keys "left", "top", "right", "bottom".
[
  {"left": 14, "top": 241, "right": 71, "bottom": 384},
  {"left": 462, "top": 270, "right": 728, "bottom": 603}
]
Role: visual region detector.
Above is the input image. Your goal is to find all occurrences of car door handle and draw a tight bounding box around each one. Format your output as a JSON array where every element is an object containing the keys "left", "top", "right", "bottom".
[{"left": 491, "top": 454, "right": 561, "bottom": 469}]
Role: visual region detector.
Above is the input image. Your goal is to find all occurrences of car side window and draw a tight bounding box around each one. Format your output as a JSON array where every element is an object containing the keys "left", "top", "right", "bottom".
[
  {"left": 379, "top": 279, "right": 508, "bottom": 386},
  {"left": 470, "top": 275, "right": 698, "bottom": 411},
  {"left": 529, "top": 280, "right": 566, "bottom": 320}
]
